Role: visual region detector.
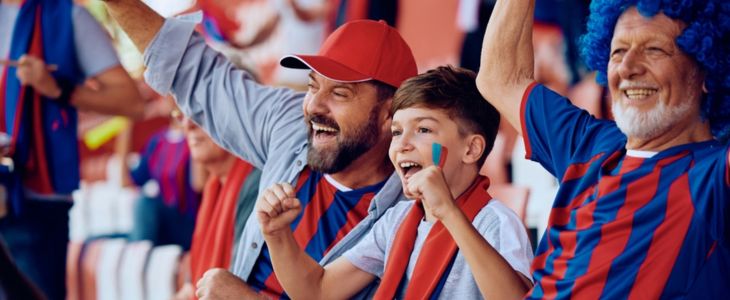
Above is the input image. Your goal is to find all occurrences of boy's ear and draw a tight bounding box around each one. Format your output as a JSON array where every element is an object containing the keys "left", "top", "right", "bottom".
[{"left": 462, "top": 134, "right": 486, "bottom": 164}]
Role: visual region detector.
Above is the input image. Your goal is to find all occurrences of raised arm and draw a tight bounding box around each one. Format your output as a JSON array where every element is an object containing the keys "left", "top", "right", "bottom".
[
  {"left": 101, "top": 0, "right": 164, "bottom": 53},
  {"left": 257, "top": 183, "right": 375, "bottom": 299},
  {"left": 103, "top": 0, "right": 304, "bottom": 169},
  {"left": 476, "top": 0, "right": 536, "bottom": 135}
]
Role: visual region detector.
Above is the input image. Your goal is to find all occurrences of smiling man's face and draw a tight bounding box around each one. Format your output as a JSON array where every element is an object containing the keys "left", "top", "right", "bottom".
[
  {"left": 607, "top": 7, "right": 704, "bottom": 141},
  {"left": 303, "top": 73, "right": 389, "bottom": 173}
]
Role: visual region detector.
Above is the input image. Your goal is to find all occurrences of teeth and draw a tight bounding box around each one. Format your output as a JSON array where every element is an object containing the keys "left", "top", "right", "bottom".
[
  {"left": 311, "top": 122, "right": 338, "bottom": 133},
  {"left": 399, "top": 162, "right": 421, "bottom": 168},
  {"left": 624, "top": 88, "right": 657, "bottom": 99}
]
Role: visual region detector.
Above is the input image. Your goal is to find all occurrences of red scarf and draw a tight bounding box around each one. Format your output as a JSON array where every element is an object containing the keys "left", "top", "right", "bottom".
[
  {"left": 374, "top": 176, "right": 492, "bottom": 299},
  {"left": 189, "top": 159, "right": 254, "bottom": 293}
]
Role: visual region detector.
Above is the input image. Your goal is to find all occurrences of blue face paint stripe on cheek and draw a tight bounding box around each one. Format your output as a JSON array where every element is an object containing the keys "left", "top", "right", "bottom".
[{"left": 432, "top": 142, "right": 448, "bottom": 168}]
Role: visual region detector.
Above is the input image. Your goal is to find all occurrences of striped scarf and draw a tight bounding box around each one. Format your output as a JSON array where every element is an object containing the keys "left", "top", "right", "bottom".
[
  {"left": 0, "top": 0, "right": 82, "bottom": 215},
  {"left": 374, "top": 176, "right": 492, "bottom": 299}
]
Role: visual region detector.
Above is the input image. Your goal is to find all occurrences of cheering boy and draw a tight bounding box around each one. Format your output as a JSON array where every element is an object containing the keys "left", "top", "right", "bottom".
[{"left": 257, "top": 66, "right": 533, "bottom": 299}]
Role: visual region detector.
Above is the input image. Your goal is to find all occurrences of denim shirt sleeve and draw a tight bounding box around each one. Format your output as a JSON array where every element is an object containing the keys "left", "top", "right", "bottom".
[{"left": 143, "top": 18, "right": 306, "bottom": 169}]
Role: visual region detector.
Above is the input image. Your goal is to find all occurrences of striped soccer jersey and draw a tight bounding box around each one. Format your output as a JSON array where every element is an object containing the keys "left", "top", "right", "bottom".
[
  {"left": 248, "top": 168, "right": 385, "bottom": 299},
  {"left": 521, "top": 83, "right": 729, "bottom": 299},
  {"left": 130, "top": 129, "right": 200, "bottom": 217}
]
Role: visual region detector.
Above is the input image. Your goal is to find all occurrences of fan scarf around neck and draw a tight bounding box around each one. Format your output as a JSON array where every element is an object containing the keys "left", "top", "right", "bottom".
[{"left": 374, "top": 175, "right": 492, "bottom": 300}]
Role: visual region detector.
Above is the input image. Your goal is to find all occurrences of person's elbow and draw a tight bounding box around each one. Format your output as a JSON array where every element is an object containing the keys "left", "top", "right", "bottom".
[
  {"left": 98, "top": 66, "right": 146, "bottom": 119},
  {"left": 100, "top": 82, "right": 145, "bottom": 120},
  {"left": 121, "top": 90, "right": 145, "bottom": 120},
  {"left": 476, "top": 71, "right": 498, "bottom": 103}
]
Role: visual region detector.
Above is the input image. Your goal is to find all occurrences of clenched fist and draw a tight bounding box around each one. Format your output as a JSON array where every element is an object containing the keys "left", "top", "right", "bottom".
[
  {"left": 256, "top": 183, "right": 301, "bottom": 237},
  {"left": 405, "top": 165, "right": 458, "bottom": 221}
]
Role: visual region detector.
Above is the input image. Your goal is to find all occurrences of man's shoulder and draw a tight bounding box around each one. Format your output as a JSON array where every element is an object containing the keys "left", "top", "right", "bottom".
[{"left": 686, "top": 140, "right": 730, "bottom": 170}]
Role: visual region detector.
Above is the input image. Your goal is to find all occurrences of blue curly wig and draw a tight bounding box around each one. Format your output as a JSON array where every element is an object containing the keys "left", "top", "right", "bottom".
[{"left": 580, "top": 0, "right": 730, "bottom": 141}]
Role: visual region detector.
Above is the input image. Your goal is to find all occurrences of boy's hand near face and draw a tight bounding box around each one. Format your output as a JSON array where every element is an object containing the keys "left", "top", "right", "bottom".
[
  {"left": 256, "top": 183, "right": 301, "bottom": 237},
  {"left": 405, "top": 165, "right": 460, "bottom": 222}
]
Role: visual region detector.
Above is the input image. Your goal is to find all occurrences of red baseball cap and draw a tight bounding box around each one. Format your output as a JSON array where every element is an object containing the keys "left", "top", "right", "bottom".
[{"left": 280, "top": 20, "right": 417, "bottom": 88}]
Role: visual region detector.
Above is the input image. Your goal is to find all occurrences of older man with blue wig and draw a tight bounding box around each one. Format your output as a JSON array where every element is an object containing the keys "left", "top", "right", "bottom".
[{"left": 478, "top": 0, "right": 729, "bottom": 298}]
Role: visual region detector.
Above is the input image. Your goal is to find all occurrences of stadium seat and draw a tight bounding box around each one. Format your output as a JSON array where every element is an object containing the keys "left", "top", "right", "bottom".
[
  {"left": 118, "top": 241, "right": 152, "bottom": 300},
  {"left": 145, "top": 245, "right": 183, "bottom": 300}
]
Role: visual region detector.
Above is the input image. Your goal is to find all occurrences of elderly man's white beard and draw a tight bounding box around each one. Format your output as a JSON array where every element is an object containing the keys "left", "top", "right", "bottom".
[{"left": 612, "top": 99, "right": 693, "bottom": 141}]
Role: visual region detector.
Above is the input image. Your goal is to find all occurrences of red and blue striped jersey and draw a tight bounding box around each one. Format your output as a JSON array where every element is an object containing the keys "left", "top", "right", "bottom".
[
  {"left": 247, "top": 168, "right": 386, "bottom": 299},
  {"left": 130, "top": 129, "right": 200, "bottom": 218},
  {"left": 521, "top": 83, "right": 730, "bottom": 299}
]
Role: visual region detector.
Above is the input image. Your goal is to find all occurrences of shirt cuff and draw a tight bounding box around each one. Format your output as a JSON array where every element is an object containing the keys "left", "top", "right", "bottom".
[{"left": 143, "top": 18, "right": 197, "bottom": 95}]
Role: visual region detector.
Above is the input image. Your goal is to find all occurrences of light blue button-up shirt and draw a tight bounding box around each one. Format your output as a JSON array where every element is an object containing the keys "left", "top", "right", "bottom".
[{"left": 143, "top": 18, "right": 406, "bottom": 297}]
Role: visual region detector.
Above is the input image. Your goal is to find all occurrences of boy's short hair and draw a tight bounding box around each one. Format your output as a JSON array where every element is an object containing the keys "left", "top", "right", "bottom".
[{"left": 392, "top": 65, "right": 500, "bottom": 165}]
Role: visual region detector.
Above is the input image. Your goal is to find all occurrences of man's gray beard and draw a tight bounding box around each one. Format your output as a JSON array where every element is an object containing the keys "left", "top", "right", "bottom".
[
  {"left": 306, "top": 109, "right": 381, "bottom": 174},
  {"left": 612, "top": 99, "right": 693, "bottom": 141}
]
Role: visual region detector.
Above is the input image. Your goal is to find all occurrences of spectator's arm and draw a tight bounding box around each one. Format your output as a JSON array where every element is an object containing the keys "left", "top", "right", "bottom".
[
  {"left": 476, "top": 0, "right": 536, "bottom": 135},
  {"left": 441, "top": 208, "right": 532, "bottom": 298},
  {"left": 71, "top": 66, "right": 144, "bottom": 119},
  {"left": 258, "top": 183, "right": 375, "bottom": 299},
  {"left": 141, "top": 20, "right": 304, "bottom": 168},
  {"left": 266, "top": 232, "right": 375, "bottom": 299},
  {"left": 101, "top": 0, "right": 165, "bottom": 53}
]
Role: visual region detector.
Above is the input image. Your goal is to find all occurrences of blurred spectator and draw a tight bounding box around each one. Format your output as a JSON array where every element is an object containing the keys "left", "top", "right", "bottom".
[
  {"left": 0, "top": 0, "right": 143, "bottom": 298},
  {"left": 173, "top": 117, "right": 261, "bottom": 300},
  {"left": 118, "top": 100, "right": 204, "bottom": 250}
]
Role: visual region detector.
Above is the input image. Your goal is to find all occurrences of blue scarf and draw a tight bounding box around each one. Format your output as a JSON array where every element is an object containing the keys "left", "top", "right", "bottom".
[{"left": 0, "top": 0, "right": 82, "bottom": 215}]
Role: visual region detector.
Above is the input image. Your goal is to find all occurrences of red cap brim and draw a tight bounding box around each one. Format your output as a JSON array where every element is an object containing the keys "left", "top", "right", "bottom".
[{"left": 280, "top": 55, "right": 373, "bottom": 83}]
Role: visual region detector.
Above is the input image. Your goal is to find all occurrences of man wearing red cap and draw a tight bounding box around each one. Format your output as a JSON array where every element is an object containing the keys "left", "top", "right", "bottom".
[{"left": 101, "top": 0, "right": 417, "bottom": 298}]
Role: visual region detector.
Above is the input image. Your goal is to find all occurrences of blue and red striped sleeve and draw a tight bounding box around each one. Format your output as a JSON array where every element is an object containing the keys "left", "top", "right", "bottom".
[{"left": 521, "top": 83, "right": 619, "bottom": 180}]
